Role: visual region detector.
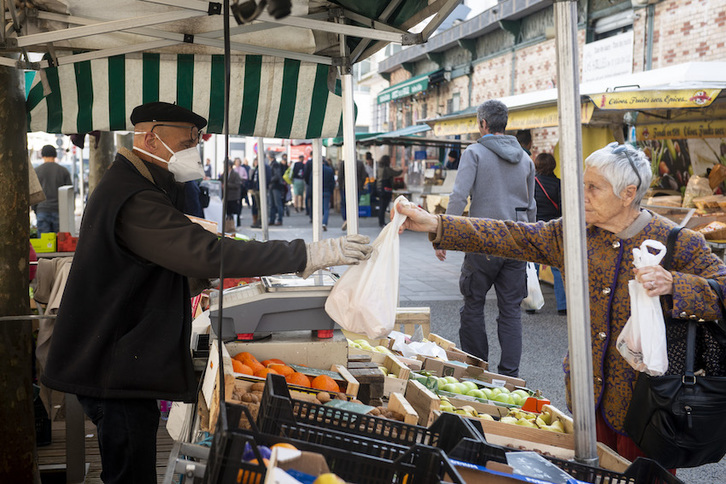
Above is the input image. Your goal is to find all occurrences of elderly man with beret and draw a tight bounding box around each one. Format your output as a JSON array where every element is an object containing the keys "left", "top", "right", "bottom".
[{"left": 42, "top": 102, "right": 372, "bottom": 483}]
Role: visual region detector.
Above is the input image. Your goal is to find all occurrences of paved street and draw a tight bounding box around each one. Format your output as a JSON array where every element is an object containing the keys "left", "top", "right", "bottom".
[{"left": 229, "top": 204, "right": 724, "bottom": 483}]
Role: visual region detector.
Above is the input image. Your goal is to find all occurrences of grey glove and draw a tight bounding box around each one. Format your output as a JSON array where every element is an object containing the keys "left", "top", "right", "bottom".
[{"left": 299, "top": 234, "right": 373, "bottom": 278}]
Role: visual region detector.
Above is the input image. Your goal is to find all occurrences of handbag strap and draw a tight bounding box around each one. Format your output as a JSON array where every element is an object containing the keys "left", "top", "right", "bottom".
[
  {"left": 685, "top": 320, "right": 697, "bottom": 382},
  {"left": 535, "top": 177, "right": 559, "bottom": 212}
]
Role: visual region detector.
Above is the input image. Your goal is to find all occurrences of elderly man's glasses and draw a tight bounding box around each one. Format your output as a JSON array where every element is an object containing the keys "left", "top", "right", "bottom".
[
  {"left": 612, "top": 144, "right": 642, "bottom": 190},
  {"left": 151, "top": 124, "right": 203, "bottom": 144}
]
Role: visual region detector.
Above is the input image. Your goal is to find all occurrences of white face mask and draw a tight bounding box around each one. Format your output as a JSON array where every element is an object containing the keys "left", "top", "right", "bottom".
[{"left": 134, "top": 132, "right": 204, "bottom": 183}]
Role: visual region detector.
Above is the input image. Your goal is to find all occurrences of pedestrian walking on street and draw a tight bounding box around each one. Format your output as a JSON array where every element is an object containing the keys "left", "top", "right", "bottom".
[
  {"left": 435, "top": 99, "right": 536, "bottom": 377},
  {"left": 33, "top": 144, "right": 72, "bottom": 235}
]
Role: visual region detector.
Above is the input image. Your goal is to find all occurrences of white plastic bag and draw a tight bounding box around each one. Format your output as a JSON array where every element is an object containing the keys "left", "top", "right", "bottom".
[
  {"left": 521, "top": 262, "right": 545, "bottom": 311},
  {"left": 616, "top": 240, "right": 669, "bottom": 376},
  {"left": 325, "top": 196, "right": 410, "bottom": 339}
]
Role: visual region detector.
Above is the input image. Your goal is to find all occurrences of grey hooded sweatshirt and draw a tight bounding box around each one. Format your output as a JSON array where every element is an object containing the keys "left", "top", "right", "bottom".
[{"left": 447, "top": 134, "right": 536, "bottom": 223}]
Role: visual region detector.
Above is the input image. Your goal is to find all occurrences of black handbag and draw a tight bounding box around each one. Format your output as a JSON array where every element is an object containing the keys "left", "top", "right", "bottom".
[{"left": 624, "top": 227, "right": 726, "bottom": 468}]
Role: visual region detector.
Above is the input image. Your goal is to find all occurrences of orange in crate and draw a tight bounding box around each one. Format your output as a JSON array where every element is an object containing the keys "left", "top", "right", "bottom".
[
  {"left": 234, "top": 352, "right": 258, "bottom": 363},
  {"left": 261, "top": 358, "right": 285, "bottom": 366},
  {"left": 232, "top": 360, "right": 253, "bottom": 375},
  {"left": 311, "top": 375, "right": 340, "bottom": 393},
  {"left": 254, "top": 368, "right": 278, "bottom": 378},
  {"left": 285, "top": 372, "right": 311, "bottom": 388},
  {"left": 267, "top": 364, "right": 294, "bottom": 377}
]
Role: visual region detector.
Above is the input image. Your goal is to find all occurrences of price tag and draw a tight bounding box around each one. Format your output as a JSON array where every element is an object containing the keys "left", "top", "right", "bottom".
[{"left": 491, "top": 379, "right": 507, "bottom": 387}]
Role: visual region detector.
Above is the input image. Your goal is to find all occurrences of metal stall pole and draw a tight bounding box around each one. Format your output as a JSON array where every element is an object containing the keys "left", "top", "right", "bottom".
[
  {"left": 554, "top": 0, "right": 598, "bottom": 466},
  {"left": 312, "top": 138, "right": 323, "bottom": 242},
  {"left": 338, "top": 24, "right": 359, "bottom": 235},
  {"left": 341, "top": 68, "right": 359, "bottom": 235},
  {"left": 257, "top": 137, "right": 269, "bottom": 241}
]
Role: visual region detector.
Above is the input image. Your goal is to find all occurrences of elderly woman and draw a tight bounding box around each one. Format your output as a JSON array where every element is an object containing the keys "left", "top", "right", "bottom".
[{"left": 397, "top": 141, "right": 726, "bottom": 462}]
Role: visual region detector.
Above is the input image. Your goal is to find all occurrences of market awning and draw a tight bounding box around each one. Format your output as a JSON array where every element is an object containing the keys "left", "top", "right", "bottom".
[
  {"left": 356, "top": 123, "right": 471, "bottom": 147},
  {"left": 25, "top": 53, "right": 344, "bottom": 138},
  {"left": 323, "top": 131, "right": 383, "bottom": 147},
  {"left": 377, "top": 70, "right": 440, "bottom": 104}
]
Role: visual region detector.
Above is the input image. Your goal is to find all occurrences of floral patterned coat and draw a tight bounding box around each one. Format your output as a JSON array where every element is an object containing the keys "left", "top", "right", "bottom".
[{"left": 432, "top": 211, "right": 726, "bottom": 433}]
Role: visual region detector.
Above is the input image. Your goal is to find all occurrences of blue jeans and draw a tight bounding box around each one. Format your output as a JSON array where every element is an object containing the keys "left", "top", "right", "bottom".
[
  {"left": 268, "top": 187, "right": 284, "bottom": 223},
  {"left": 551, "top": 266, "right": 567, "bottom": 311},
  {"left": 36, "top": 211, "right": 59, "bottom": 235},
  {"left": 322, "top": 192, "right": 332, "bottom": 226},
  {"left": 534, "top": 264, "right": 567, "bottom": 311},
  {"left": 77, "top": 396, "right": 160, "bottom": 484},
  {"left": 458, "top": 254, "right": 527, "bottom": 377}
]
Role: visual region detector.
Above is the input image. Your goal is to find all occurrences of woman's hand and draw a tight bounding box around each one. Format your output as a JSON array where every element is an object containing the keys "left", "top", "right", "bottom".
[
  {"left": 394, "top": 202, "right": 439, "bottom": 234},
  {"left": 634, "top": 265, "right": 673, "bottom": 296}
]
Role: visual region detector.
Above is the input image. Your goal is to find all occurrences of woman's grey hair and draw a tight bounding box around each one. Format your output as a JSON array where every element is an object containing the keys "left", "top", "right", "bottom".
[
  {"left": 585, "top": 142, "right": 652, "bottom": 206},
  {"left": 477, "top": 100, "right": 508, "bottom": 133}
]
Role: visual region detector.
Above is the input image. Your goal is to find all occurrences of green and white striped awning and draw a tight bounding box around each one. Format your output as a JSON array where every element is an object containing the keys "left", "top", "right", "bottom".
[{"left": 26, "top": 53, "right": 344, "bottom": 139}]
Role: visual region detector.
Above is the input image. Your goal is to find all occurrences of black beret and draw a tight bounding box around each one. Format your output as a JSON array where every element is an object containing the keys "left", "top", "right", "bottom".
[
  {"left": 41, "top": 145, "right": 57, "bottom": 158},
  {"left": 130, "top": 102, "right": 207, "bottom": 130}
]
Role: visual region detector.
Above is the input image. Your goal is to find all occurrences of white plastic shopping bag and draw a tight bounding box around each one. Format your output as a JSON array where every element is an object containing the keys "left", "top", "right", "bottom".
[
  {"left": 616, "top": 240, "right": 669, "bottom": 376},
  {"left": 521, "top": 262, "right": 545, "bottom": 311},
  {"left": 325, "top": 196, "right": 410, "bottom": 339}
]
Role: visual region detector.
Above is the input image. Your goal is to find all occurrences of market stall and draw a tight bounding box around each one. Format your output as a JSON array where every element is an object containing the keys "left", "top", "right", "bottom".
[{"left": 5, "top": 1, "right": 696, "bottom": 482}]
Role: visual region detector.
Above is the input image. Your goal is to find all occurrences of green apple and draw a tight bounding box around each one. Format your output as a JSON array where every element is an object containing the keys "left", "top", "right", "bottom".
[
  {"left": 466, "top": 389, "right": 485, "bottom": 399},
  {"left": 444, "top": 376, "right": 459, "bottom": 384},
  {"left": 461, "top": 381, "right": 477, "bottom": 391},
  {"left": 442, "top": 383, "right": 461, "bottom": 394},
  {"left": 436, "top": 377, "right": 448, "bottom": 390},
  {"left": 512, "top": 389, "right": 529, "bottom": 400},
  {"left": 490, "top": 387, "right": 502, "bottom": 397},
  {"left": 493, "top": 393, "right": 514, "bottom": 405},
  {"left": 482, "top": 388, "right": 494, "bottom": 400},
  {"left": 497, "top": 386, "right": 510, "bottom": 394}
]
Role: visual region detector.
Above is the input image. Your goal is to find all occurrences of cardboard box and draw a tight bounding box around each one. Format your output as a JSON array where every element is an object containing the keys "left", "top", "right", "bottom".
[
  {"left": 227, "top": 330, "right": 348, "bottom": 370},
  {"left": 418, "top": 356, "right": 471, "bottom": 379},
  {"left": 267, "top": 448, "right": 330, "bottom": 483},
  {"left": 445, "top": 347, "right": 488, "bottom": 370},
  {"left": 30, "top": 232, "right": 56, "bottom": 253}
]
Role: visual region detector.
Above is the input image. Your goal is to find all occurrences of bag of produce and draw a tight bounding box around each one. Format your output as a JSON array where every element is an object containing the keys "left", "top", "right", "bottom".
[
  {"left": 616, "top": 240, "right": 668, "bottom": 376},
  {"left": 325, "top": 196, "right": 409, "bottom": 339}
]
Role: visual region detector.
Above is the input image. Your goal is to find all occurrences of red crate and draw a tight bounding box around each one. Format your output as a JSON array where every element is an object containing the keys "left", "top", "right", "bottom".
[{"left": 57, "top": 232, "right": 78, "bottom": 252}]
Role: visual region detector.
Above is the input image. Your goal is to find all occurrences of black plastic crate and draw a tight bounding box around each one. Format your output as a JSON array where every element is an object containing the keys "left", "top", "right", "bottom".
[
  {"left": 548, "top": 456, "right": 683, "bottom": 484},
  {"left": 447, "top": 439, "right": 683, "bottom": 484},
  {"left": 204, "top": 401, "right": 465, "bottom": 484},
  {"left": 258, "top": 373, "right": 484, "bottom": 453}
]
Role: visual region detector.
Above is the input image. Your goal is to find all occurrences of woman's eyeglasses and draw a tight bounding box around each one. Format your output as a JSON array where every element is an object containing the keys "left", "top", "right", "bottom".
[{"left": 612, "top": 144, "right": 642, "bottom": 190}]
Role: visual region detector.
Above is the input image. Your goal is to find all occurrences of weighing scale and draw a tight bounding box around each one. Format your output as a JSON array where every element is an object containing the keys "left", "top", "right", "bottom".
[{"left": 209, "top": 272, "right": 338, "bottom": 340}]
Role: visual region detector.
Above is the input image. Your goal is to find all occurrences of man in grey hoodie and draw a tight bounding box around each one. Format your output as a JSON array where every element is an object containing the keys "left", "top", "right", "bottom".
[{"left": 436, "top": 99, "right": 536, "bottom": 377}]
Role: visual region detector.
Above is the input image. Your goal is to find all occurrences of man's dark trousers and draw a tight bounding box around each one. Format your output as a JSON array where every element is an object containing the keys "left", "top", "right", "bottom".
[
  {"left": 78, "top": 396, "right": 160, "bottom": 484},
  {"left": 458, "top": 253, "right": 527, "bottom": 377}
]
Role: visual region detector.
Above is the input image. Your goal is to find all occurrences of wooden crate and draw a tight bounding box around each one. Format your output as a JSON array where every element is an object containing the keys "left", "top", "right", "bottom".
[
  {"left": 387, "top": 392, "right": 419, "bottom": 425},
  {"left": 394, "top": 307, "right": 430, "bottom": 337},
  {"left": 404, "top": 380, "right": 440, "bottom": 426},
  {"left": 382, "top": 355, "right": 411, "bottom": 397}
]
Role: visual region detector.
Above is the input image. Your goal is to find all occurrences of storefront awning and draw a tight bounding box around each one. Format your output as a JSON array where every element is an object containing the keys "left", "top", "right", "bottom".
[
  {"left": 25, "top": 53, "right": 345, "bottom": 139},
  {"left": 377, "top": 70, "right": 439, "bottom": 104}
]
